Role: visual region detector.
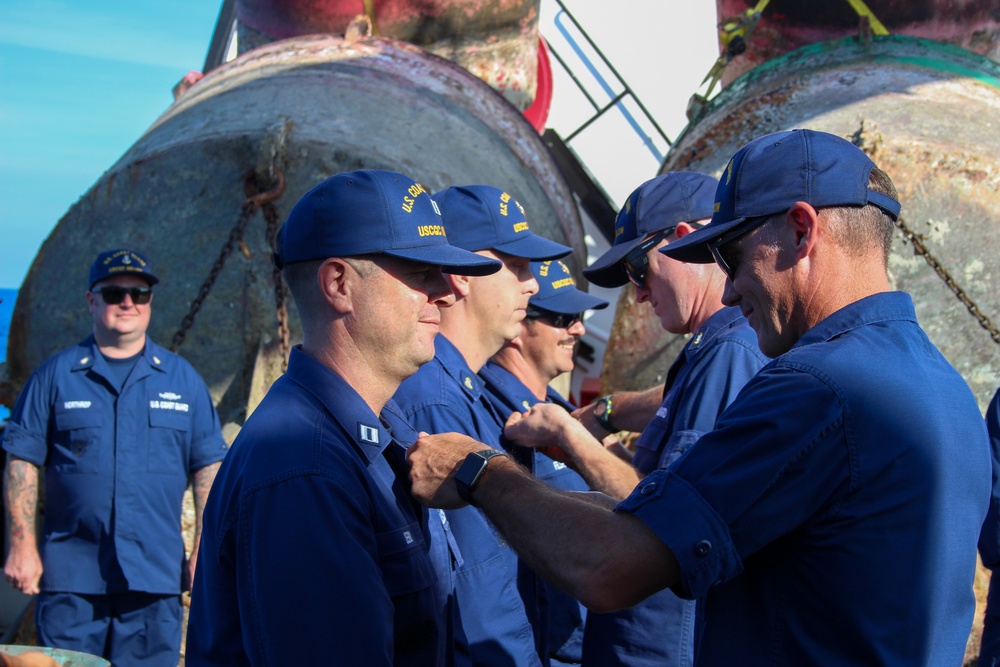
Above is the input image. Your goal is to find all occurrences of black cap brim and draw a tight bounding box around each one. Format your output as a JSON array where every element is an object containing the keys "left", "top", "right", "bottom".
[{"left": 657, "top": 216, "right": 748, "bottom": 264}]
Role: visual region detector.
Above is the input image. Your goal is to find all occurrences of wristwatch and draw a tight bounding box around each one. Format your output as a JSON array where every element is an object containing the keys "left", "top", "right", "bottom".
[
  {"left": 593, "top": 394, "right": 616, "bottom": 432},
  {"left": 455, "top": 449, "right": 508, "bottom": 505}
]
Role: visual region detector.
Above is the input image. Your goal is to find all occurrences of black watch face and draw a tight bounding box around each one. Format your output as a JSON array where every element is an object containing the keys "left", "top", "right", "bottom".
[{"left": 456, "top": 455, "right": 485, "bottom": 488}]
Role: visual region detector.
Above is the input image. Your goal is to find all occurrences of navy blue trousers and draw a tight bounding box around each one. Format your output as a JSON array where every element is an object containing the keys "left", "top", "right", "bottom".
[{"left": 35, "top": 591, "right": 182, "bottom": 667}]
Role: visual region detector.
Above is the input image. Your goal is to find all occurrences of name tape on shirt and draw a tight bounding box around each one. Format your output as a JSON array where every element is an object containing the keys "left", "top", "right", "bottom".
[
  {"left": 151, "top": 400, "right": 190, "bottom": 412},
  {"left": 151, "top": 391, "right": 189, "bottom": 412}
]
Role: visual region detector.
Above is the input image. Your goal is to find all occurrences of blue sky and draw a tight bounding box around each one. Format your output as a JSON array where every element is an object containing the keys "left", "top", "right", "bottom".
[
  {"left": 0, "top": 1, "right": 717, "bottom": 290},
  {"left": 0, "top": 0, "right": 223, "bottom": 288}
]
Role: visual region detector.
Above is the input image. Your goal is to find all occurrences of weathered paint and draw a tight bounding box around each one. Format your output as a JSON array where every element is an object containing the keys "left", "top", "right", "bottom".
[
  {"left": 602, "top": 36, "right": 1000, "bottom": 409},
  {"left": 7, "top": 35, "right": 583, "bottom": 429},
  {"left": 235, "top": 0, "right": 545, "bottom": 111},
  {"left": 715, "top": 0, "right": 1000, "bottom": 85}
]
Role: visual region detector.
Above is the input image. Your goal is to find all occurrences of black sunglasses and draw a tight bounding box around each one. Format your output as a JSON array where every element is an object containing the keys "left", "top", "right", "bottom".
[
  {"left": 92, "top": 285, "right": 153, "bottom": 305},
  {"left": 525, "top": 307, "right": 583, "bottom": 329},
  {"left": 623, "top": 227, "right": 675, "bottom": 288},
  {"left": 708, "top": 215, "right": 774, "bottom": 281}
]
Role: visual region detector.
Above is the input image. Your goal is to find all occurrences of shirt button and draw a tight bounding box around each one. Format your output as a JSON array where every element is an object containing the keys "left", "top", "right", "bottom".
[
  {"left": 695, "top": 540, "right": 712, "bottom": 557},
  {"left": 640, "top": 482, "right": 657, "bottom": 495}
]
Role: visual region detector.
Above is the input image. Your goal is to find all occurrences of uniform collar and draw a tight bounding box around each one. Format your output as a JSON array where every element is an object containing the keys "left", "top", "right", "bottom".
[
  {"left": 71, "top": 335, "right": 166, "bottom": 390},
  {"left": 685, "top": 306, "right": 746, "bottom": 357},
  {"left": 481, "top": 361, "right": 535, "bottom": 414},
  {"left": 481, "top": 361, "right": 575, "bottom": 414},
  {"left": 792, "top": 291, "right": 916, "bottom": 351},
  {"left": 434, "top": 335, "right": 486, "bottom": 399},
  {"left": 285, "top": 346, "right": 395, "bottom": 463},
  {"left": 72, "top": 335, "right": 166, "bottom": 368}
]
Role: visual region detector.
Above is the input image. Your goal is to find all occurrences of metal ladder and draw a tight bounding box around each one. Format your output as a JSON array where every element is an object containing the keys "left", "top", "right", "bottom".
[{"left": 542, "top": 0, "right": 674, "bottom": 242}]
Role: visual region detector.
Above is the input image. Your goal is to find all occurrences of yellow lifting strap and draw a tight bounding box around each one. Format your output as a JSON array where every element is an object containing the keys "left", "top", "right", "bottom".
[
  {"left": 700, "top": 0, "right": 771, "bottom": 100},
  {"left": 690, "top": 0, "right": 889, "bottom": 119},
  {"left": 362, "top": 0, "right": 379, "bottom": 35},
  {"left": 845, "top": 0, "right": 890, "bottom": 36}
]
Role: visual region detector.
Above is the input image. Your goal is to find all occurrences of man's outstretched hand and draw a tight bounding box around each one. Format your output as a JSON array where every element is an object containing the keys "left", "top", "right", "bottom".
[{"left": 407, "top": 432, "right": 486, "bottom": 509}]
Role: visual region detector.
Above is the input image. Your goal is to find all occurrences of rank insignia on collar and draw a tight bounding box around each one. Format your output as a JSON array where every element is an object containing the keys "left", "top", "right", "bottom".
[
  {"left": 521, "top": 400, "right": 531, "bottom": 411},
  {"left": 464, "top": 376, "right": 474, "bottom": 390},
  {"left": 692, "top": 332, "right": 704, "bottom": 346},
  {"left": 79, "top": 357, "right": 90, "bottom": 365},
  {"left": 359, "top": 424, "right": 380, "bottom": 444}
]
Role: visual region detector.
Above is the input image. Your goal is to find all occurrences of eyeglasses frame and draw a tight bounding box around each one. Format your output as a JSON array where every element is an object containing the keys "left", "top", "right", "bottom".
[
  {"left": 524, "top": 306, "right": 584, "bottom": 330},
  {"left": 623, "top": 227, "right": 675, "bottom": 289},
  {"left": 707, "top": 214, "right": 778, "bottom": 281},
  {"left": 91, "top": 285, "right": 154, "bottom": 305}
]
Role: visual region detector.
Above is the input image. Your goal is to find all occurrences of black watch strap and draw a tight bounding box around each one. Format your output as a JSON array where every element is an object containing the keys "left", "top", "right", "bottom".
[
  {"left": 455, "top": 449, "right": 507, "bottom": 505},
  {"left": 594, "top": 394, "right": 616, "bottom": 432}
]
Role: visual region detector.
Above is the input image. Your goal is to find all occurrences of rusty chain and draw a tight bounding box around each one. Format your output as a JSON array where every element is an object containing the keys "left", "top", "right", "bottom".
[
  {"left": 171, "top": 169, "right": 291, "bottom": 369},
  {"left": 850, "top": 121, "right": 999, "bottom": 348},
  {"left": 894, "top": 216, "right": 1000, "bottom": 346},
  {"left": 262, "top": 188, "right": 291, "bottom": 372}
]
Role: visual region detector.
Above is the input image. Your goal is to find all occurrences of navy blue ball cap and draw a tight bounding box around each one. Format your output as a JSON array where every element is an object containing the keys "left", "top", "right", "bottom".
[
  {"left": 89, "top": 249, "right": 159, "bottom": 288},
  {"left": 583, "top": 172, "right": 717, "bottom": 288},
  {"left": 529, "top": 260, "right": 608, "bottom": 314},
  {"left": 661, "top": 129, "right": 902, "bottom": 264},
  {"left": 432, "top": 185, "right": 572, "bottom": 261},
  {"left": 277, "top": 170, "right": 502, "bottom": 276}
]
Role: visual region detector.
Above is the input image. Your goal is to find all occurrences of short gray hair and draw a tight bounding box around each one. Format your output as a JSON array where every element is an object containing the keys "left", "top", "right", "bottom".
[{"left": 823, "top": 167, "right": 898, "bottom": 265}]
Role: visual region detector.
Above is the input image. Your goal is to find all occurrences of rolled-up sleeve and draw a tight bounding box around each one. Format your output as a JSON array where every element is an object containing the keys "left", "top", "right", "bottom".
[
  {"left": 2, "top": 369, "right": 53, "bottom": 466},
  {"left": 618, "top": 364, "right": 850, "bottom": 599},
  {"left": 616, "top": 469, "right": 743, "bottom": 599},
  {"left": 186, "top": 376, "right": 228, "bottom": 471}
]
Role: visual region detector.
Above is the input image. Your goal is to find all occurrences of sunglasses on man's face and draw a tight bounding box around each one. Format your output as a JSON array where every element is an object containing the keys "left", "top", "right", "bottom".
[
  {"left": 525, "top": 307, "right": 583, "bottom": 330},
  {"left": 708, "top": 215, "right": 774, "bottom": 282},
  {"left": 92, "top": 285, "right": 153, "bottom": 305},
  {"left": 623, "top": 227, "right": 675, "bottom": 289}
]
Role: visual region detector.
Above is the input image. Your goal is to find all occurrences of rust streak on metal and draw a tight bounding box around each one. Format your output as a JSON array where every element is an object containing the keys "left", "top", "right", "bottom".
[{"left": 246, "top": 169, "right": 286, "bottom": 208}]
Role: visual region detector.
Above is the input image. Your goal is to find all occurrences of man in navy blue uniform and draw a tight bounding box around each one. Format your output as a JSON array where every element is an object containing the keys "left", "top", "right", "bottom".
[
  {"left": 408, "top": 129, "right": 991, "bottom": 665},
  {"left": 3, "top": 248, "right": 227, "bottom": 667},
  {"left": 480, "top": 259, "right": 608, "bottom": 665},
  {"left": 520, "top": 173, "right": 766, "bottom": 667},
  {"left": 511, "top": 173, "right": 766, "bottom": 667},
  {"left": 392, "top": 185, "right": 571, "bottom": 666},
  {"left": 979, "top": 386, "right": 1000, "bottom": 666},
  {"left": 185, "top": 170, "right": 500, "bottom": 666}
]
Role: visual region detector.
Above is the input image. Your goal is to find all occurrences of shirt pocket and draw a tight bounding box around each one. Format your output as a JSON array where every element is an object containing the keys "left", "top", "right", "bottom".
[
  {"left": 631, "top": 414, "right": 673, "bottom": 475},
  {"left": 659, "top": 430, "right": 703, "bottom": 470},
  {"left": 377, "top": 522, "right": 435, "bottom": 598},
  {"left": 52, "top": 407, "right": 105, "bottom": 473},
  {"left": 148, "top": 406, "right": 190, "bottom": 473}
]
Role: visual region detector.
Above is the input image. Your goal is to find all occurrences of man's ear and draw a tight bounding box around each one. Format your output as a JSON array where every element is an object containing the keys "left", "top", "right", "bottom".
[
  {"left": 787, "top": 201, "right": 820, "bottom": 260},
  {"left": 317, "top": 258, "right": 352, "bottom": 312},
  {"left": 674, "top": 219, "right": 710, "bottom": 239},
  {"left": 446, "top": 272, "right": 472, "bottom": 299}
]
